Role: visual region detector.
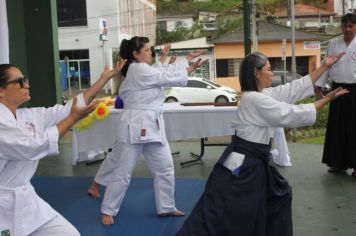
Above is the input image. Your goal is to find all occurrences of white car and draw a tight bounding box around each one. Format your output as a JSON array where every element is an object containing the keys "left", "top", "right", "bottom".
[{"left": 164, "top": 77, "right": 237, "bottom": 103}]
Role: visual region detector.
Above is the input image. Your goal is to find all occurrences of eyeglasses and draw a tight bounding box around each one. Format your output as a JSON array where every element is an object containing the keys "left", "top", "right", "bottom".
[{"left": 1, "top": 76, "right": 29, "bottom": 88}]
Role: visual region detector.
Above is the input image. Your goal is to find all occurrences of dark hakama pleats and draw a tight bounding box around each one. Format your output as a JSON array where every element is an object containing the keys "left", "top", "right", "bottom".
[
  {"left": 322, "top": 83, "right": 356, "bottom": 169},
  {"left": 176, "top": 136, "right": 292, "bottom": 236}
]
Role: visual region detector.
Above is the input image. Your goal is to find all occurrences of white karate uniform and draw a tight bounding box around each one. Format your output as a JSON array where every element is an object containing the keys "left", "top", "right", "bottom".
[
  {"left": 315, "top": 36, "right": 356, "bottom": 87},
  {"left": 98, "top": 59, "right": 189, "bottom": 216},
  {"left": 232, "top": 75, "right": 317, "bottom": 144},
  {"left": 0, "top": 95, "right": 85, "bottom": 236}
]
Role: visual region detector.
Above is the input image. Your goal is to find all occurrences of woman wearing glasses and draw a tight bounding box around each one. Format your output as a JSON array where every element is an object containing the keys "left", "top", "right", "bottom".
[{"left": 0, "top": 61, "right": 125, "bottom": 236}]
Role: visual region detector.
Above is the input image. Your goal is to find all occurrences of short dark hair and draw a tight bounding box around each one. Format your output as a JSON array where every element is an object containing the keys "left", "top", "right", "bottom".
[
  {"left": 119, "top": 36, "right": 150, "bottom": 76},
  {"left": 341, "top": 13, "right": 356, "bottom": 24},
  {"left": 0, "top": 64, "right": 17, "bottom": 88},
  {"left": 239, "top": 52, "right": 268, "bottom": 92}
]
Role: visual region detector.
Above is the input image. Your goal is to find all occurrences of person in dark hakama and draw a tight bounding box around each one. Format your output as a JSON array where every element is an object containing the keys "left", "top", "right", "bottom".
[
  {"left": 176, "top": 51, "right": 347, "bottom": 236},
  {"left": 314, "top": 13, "right": 356, "bottom": 176}
]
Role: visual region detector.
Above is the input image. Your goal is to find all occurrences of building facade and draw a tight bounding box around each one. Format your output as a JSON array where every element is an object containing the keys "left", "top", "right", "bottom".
[{"left": 58, "top": 0, "right": 156, "bottom": 95}]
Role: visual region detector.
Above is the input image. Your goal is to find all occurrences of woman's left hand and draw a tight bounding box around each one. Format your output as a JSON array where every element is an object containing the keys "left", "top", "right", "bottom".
[
  {"left": 325, "top": 87, "right": 349, "bottom": 101},
  {"left": 101, "top": 58, "right": 127, "bottom": 80},
  {"left": 160, "top": 43, "right": 171, "bottom": 56},
  {"left": 69, "top": 97, "right": 99, "bottom": 122},
  {"left": 323, "top": 52, "right": 345, "bottom": 68},
  {"left": 186, "top": 50, "right": 204, "bottom": 62}
]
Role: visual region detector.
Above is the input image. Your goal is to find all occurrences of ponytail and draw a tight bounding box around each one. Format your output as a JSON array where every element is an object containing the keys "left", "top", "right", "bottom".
[{"left": 119, "top": 36, "right": 150, "bottom": 77}]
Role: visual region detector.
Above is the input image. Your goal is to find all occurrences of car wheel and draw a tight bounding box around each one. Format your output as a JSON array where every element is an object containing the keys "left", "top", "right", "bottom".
[
  {"left": 215, "top": 96, "right": 228, "bottom": 103},
  {"left": 165, "top": 97, "right": 178, "bottom": 103}
]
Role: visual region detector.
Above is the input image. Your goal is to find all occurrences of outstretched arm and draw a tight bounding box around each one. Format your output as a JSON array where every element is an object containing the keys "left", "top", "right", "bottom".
[
  {"left": 56, "top": 97, "right": 98, "bottom": 138},
  {"left": 313, "top": 87, "right": 349, "bottom": 111},
  {"left": 159, "top": 43, "right": 171, "bottom": 64},
  {"left": 309, "top": 52, "right": 344, "bottom": 83},
  {"left": 82, "top": 58, "right": 126, "bottom": 104}
]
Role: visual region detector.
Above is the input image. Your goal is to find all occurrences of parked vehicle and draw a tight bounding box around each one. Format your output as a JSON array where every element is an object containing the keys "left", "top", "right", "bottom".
[{"left": 164, "top": 77, "right": 237, "bottom": 103}]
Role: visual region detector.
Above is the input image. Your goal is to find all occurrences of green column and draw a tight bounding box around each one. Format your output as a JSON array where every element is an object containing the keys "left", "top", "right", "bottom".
[
  {"left": 243, "top": 0, "right": 251, "bottom": 55},
  {"left": 7, "top": 0, "right": 61, "bottom": 107}
]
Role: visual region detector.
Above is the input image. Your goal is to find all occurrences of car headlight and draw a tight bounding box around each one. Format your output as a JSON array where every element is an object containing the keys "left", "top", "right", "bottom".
[{"left": 225, "top": 90, "right": 236, "bottom": 94}]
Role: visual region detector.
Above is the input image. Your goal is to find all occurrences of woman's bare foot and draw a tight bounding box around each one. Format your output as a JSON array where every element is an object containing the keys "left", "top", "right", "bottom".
[
  {"left": 102, "top": 214, "right": 114, "bottom": 225},
  {"left": 87, "top": 182, "right": 100, "bottom": 199},
  {"left": 159, "top": 209, "right": 185, "bottom": 217}
]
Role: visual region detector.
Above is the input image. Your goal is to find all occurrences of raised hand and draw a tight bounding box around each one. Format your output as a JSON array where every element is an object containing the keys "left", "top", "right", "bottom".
[
  {"left": 186, "top": 50, "right": 205, "bottom": 62},
  {"left": 323, "top": 52, "right": 345, "bottom": 68},
  {"left": 70, "top": 96, "right": 99, "bottom": 122},
  {"left": 101, "top": 58, "right": 127, "bottom": 80},
  {"left": 169, "top": 56, "right": 177, "bottom": 64},
  {"left": 325, "top": 87, "right": 349, "bottom": 101},
  {"left": 159, "top": 43, "right": 171, "bottom": 64},
  {"left": 160, "top": 43, "right": 171, "bottom": 56},
  {"left": 186, "top": 58, "right": 209, "bottom": 74}
]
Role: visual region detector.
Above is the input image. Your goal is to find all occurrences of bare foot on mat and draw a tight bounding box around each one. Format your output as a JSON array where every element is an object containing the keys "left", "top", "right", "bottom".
[
  {"left": 159, "top": 209, "right": 185, "bottom": 217},
  {"left": 102, "top": 214, "right": 114, "bottom": 225},
  {"left": 87, "top": 182, "right": 100, "bottom": 199}
]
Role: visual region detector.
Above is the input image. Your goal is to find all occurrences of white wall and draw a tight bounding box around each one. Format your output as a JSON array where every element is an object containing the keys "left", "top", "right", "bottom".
[
  {"left": 334, "top": 0, "right": 354, "bottom": 15},
  {"left": 58, "top": 0, "right": 156, "bottom": 94},
  {"left": 58, "top": 0, "right": 120, "bottom": 88},
  {"left": 0, "top": 0, "right": 9, "bottom": 64}
]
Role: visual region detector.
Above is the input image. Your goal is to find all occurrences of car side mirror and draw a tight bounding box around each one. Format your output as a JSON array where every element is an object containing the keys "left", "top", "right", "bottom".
[{"left": 206, "top": 85, "right": 212, "bottom": 89}]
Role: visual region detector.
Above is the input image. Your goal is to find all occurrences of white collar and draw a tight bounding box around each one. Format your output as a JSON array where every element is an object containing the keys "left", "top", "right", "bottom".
[{"left": 0, "top": 103, "right": 17, "bottom": 127}]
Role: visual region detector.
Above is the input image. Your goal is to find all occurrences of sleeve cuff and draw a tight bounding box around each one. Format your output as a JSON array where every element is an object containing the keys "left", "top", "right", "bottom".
[
  {"left": 304, "top": 103, "right": 317, "bottom": 124},
  {"left": 304, "top": 75, "right": 315, "bottom": 96},
  {"left": 46, "top": 126, "right": 59, "bottom": 155},
  {"left": 76, "top": 93, "right": 86, "bottom": 107}
]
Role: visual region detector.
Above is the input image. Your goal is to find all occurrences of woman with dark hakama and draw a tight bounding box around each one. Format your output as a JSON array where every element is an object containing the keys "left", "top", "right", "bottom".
[{"left": 176, "top": 52, "right": 347, "bottom": 236}]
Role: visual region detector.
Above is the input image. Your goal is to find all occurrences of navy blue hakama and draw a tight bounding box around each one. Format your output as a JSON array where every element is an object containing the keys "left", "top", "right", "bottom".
[{"left": 176, "top": 136, "right": 292, "bottom": 236}]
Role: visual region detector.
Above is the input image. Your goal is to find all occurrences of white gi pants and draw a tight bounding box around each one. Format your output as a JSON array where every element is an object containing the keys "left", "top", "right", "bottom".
[
  {"left": 100, "top": 141, "right": 177, "bottom": 216},
  {"left": 29, "top": 214, "right": 80, "bottom": 236}
]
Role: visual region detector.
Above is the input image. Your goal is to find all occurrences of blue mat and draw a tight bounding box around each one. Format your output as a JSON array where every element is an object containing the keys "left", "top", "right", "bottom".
[{"left": 31, "top": 176, "right": 205, "bottom": 236}]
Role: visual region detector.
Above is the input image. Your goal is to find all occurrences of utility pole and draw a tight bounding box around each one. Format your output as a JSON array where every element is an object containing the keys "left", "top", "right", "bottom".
[
  {"left": 251, "top": 0, "right": 258, "bottom": 52},
  {"left": 290, "top": 0, "right": 296, "bottom": 82},
  {"left": 243, "top": 0, "right": 251, "bottom": 55},
  {"left": 290, "top": 0, "right": 297, "bottom": 142}
]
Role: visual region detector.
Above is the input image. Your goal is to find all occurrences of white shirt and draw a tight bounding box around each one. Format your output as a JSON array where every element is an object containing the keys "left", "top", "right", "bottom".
[
  {"left": 232, "top": 76, "right": 316, "bottom": 144},
  {"left": 315, "top": 36, "right": 356, "bottom": 87},
  {"left": 116, "top": 59, "right": 189, "bottom": 144},
  {"left": 0, "top": 94, "right": 85, "bottom": 235}
]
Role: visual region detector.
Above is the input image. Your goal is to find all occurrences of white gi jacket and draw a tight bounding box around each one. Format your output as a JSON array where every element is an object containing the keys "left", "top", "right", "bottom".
[
  {"left": 315, "top": 36, "right": 356, "bottom": 87},
  {"left": 0, "top": 94, "right": 85, "bottom": 236},
  {"left": 232, "top": 75, "right": 317, "bottom": 144},
  {"left": 117, "top": 59, "right": 189, "bottom": 144}
]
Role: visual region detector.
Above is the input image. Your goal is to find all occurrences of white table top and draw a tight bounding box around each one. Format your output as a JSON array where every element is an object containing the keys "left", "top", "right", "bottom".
[{"left": 72, "top": 103, "right": 237, "bottom": 164}]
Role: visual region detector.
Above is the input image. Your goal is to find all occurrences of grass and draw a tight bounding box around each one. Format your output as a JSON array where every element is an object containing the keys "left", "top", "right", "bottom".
[{"left": 298, "top": 136, "right": 325, "bottom": 145}]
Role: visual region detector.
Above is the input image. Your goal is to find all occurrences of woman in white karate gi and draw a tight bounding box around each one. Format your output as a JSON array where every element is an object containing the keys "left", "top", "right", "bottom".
[
  {"left": 89, "top": 36, "right": 207, "bottom": 225},
  {"left": 0, "top": 61, "right": 125, "bottom": 236},
  {"left": 177, "top": 52, "right": 347, "bottom": 236}
]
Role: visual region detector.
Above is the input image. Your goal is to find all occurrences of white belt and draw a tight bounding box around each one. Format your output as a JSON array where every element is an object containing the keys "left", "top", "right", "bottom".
[{"left": 0, "top": 184, "right": 29, "bottom": 236}]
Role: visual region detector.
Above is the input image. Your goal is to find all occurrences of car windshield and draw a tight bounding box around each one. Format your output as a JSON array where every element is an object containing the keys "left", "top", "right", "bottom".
[{"left": 202, "top": 79, "right": 221, "bottom": 88}]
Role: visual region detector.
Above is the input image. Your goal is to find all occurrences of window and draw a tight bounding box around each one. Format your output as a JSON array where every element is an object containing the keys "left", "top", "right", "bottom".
[
  {"left": 216, "top": 59, "right": 228, "bottom": 77},
  {"left": 216, "top": 59, "right": 240, "bottom": 77},
  {"left": 57, "top": 0, "right": 87, "bottom": 27},
  {"left": 187, "top": 80, "right": 209, "bottom": 88}
]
